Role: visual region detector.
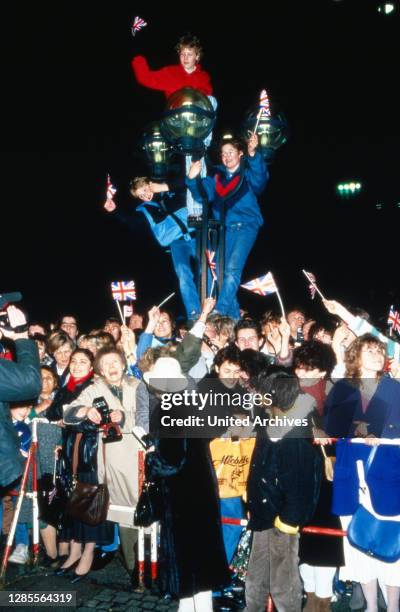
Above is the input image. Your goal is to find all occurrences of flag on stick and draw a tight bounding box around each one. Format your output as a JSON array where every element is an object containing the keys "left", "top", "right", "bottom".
[
  {"left": 111, "top": 281, "right": 136, "bottom": 301},
  {"left": 388, "top": 306, "right": 400, "bottom": 336},
  {"left": 131, "top": 16, "right": 147, "bottom": 36},
  {"left": 206, "top": 250, "right": 217, "bottom": 298},
  {"left": 302, "top": 270, "right": 326, "bottom": 300},
  {"left": 254, "top": 89, "right": 271, "bottom": 133},
  {"left": 305, "top": 270, "right": 317, "bottom": 300},
  {"left": 259, "top": 89, "right": 271, "bottom": 118},
  {"left": 106, "top": 174, "right": 117, "bottom": 203},
  {"left": 241, "top": 272, "right": 285, "bottom": 317},
  {"left": 241, "top": 272, "right": 277, "bottom": 296},
  {"left": 205, "top": 250, "right": 217, "bottom": 281}
]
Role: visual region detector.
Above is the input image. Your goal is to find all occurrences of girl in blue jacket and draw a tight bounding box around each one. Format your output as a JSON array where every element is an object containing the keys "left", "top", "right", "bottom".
[{"left": 187, "top": 133, "right": 269, "bottom": 319}]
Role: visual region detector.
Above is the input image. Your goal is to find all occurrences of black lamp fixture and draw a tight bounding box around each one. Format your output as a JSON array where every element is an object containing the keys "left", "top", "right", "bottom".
[
  {"left": 142, "top": 122, "right": 172, "bottom": 179},
  {"left": 160, "top": 87, "right": 216, "bottom": 155}
]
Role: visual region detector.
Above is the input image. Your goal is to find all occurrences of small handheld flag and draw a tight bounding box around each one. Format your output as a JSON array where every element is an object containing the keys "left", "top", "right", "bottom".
[
  {"left": 205, "top": 250, "right": 217, "bottom": 281},
  {"left": 131, "top": 16, "right": 147, "bottom": 37},
  {"left": 305, "top": 271, "right": 317, "bottom": 300},
  {"left": 106, "top": 174, "right": 117, "bottom": 202},
  {"left": 254, "top": 89, "right": 271, "bottom": 133},
  {"left": 241, "top": 272, "right": 285, "bottom": 317},
  {"left": 302, "top": 270, "right": 326, "bottom": 300},
  {"left": 111, "top": 281, "right": 136, "bottom": 302},
  {"left": 259, "top": 89, "right": 271, "bottom": 118},
  {"left": 388, "top": 306, "right": 400, "bottom": 337},
  {"left": 241, "top": 272, "right": 277, "bottom": 296},
  {"left": 205, "top": 250, "right": 217, "bottom": 298}
]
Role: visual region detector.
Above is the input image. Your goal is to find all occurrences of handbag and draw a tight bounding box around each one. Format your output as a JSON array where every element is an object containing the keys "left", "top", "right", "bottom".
[
  {"left": 134, "top": 479, "right": 163, "bottom": 528},
  {"left": 38, "top": 455, "right": 66, "bottom": 529},
  {"left": 347, "top": 446, "right": 400, "bottom": 563},
  {"left": 134, "top": 451, "right": 164, "bottom": 527},
  {"left": 65, "top": 433, "right": 109, "bottom": 526}
]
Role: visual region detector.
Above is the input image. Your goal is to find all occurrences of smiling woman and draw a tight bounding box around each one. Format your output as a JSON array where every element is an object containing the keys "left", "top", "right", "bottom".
[{"left": 62, "top": 346, "right": 142, "bottom": 581}]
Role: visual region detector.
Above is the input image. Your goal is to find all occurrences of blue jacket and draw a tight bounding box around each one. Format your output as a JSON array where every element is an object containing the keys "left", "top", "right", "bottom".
[
  {"left": 110, "top": 177, "right": 194, "bottom": 248},
  {"left": 332, "top": 439, "right": 400, "bottom": 516},
  {"left": 324, "top": 376, "right": 400, "bottom": 439},
  {"left": 186, "top": 152, "right": 268, "bottom": 227}
]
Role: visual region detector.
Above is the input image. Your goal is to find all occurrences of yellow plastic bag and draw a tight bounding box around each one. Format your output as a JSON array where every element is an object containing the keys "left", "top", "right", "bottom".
[{"left": 210, "top": 438, "right": 256, "bottom": 498}]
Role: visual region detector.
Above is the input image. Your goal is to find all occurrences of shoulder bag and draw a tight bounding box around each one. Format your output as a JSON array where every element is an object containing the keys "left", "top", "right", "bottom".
[
  {"left": 65, "top": 432, "right": 109, "bottom": 526},
  {"left": 347, "top": 446, "right": 400, "bottom": 562}
]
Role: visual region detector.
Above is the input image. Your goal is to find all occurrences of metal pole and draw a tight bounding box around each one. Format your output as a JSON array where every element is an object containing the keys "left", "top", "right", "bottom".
[{"left": 31, "top": 420, "right": 39, "bottom": 567}]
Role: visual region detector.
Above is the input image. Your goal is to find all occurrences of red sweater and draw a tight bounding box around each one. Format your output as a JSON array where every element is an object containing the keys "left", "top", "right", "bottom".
[{"left": 131, "top": 55, "right": 213, "bottom": 98}]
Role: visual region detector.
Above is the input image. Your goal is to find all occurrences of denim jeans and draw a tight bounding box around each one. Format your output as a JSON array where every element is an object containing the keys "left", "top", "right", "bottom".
[
  {"left": 170, "top": 237, "right": 201, "bottom": 320},
  {"left": 216, "top": 223, "right": 259, "bottom": 320}
]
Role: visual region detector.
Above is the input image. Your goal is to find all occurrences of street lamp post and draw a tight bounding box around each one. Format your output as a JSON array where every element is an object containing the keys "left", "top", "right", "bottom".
[{"left": 160, "top": 88, "right": 219, "bottom": 303}]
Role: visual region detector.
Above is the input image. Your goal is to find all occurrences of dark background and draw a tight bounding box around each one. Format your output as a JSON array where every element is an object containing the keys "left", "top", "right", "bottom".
[{"left": 1, "top": 0, "right": 399, "bottom": 330}]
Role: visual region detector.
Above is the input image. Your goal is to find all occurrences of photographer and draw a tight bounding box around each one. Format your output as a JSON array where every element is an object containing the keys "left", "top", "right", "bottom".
[{"left": 0, "top": 296, "right": 41, "bottom": 490}]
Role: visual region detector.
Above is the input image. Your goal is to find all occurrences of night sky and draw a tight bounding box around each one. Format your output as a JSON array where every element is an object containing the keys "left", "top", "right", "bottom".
[{"left": 1, "top": 1, "right": 399, "bottom": 331}]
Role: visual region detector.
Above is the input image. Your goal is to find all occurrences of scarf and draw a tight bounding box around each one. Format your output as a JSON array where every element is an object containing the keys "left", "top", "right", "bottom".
[
  {"left": 66, "top": 370, "right": 93, "bottom": 393},
  {"left": 300, "top": 379, "right": 327, "bottom": 416}
]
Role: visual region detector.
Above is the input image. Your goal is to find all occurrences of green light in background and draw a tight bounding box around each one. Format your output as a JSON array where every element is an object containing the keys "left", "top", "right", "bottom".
[{"left": 337, "top": 181, "right": 362, "bottom": 197}]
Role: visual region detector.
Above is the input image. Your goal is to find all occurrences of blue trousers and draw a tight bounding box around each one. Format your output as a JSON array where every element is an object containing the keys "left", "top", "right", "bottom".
[
  {"left": 216, "top": 223, "right": 259, "bottom": 319},
  {"left": 170, "top": 237, "right": 201, "bottom": 320}
]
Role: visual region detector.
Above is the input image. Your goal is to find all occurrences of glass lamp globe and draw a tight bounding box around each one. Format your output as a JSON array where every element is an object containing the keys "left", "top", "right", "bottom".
[
  {"left": 243, "top": 109, "right": 289, "bottom": 162},
  {"left": 142, "top": 122, "right": 172, "bottom": 179},
  {"left": 161, "top": 87, "right": 216, "bottom": 154}
]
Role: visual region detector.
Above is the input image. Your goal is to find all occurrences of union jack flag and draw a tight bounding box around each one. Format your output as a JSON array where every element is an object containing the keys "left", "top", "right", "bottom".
[
  {"left": 259, "top": 89, "right": 271, "bottom": 118},
  {"left": 241, "top": 272, "right": 277, "bottom": 296},
  {"left": 106, "top": 174, "right": 117, "bottom": 201},
  {"left": 305, "top": 270, "right": 317, "bottom": 300},
  {"left": 388, "top": 306, "right": 400, "bottom": 336},
  {"left": 131, "top": 16, "right": 147, "bottom": 36},
  {"left": 205, "top": 250, "right": 217, "bottom": 281},
  {"left": 111, "top": 281, "right": 136, "bottom": 301}
]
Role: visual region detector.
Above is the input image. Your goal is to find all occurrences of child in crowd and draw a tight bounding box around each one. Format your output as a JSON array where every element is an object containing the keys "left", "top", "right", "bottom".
[
  {"left": 3, "top": 404, "right": 32, "bottom": 564},
  {"left": 245, "top": 370, "right": 322, "bottom": 612},
  {"left": 104, "top": 176, "right": 201, "bottom": 320}
]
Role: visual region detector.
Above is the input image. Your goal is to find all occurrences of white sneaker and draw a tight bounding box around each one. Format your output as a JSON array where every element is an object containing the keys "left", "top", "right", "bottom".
[{"left": 8, "top": 544, "right": 29, "bottom": 564}]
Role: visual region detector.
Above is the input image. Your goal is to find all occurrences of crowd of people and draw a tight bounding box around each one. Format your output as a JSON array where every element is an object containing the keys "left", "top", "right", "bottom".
[
  {"left": 1, "top": 291, "right": 400, "bottom": 612},
  {"left": 1, "top": 30, "right": 399, "bottom": 612}
]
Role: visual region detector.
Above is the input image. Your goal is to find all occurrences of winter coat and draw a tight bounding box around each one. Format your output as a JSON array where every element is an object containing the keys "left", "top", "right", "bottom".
[
  {"left": 0, "top": 339, "right": 41, "bottom": 488},
  {"left": 149, "top": 435, "right": 230, "bottom": 598},
  {"left": 324, "top": 376, "right": 400, "bottom": 438},
  {"left": 63, "top": 376, "right": 141, "bottom": 527},
  {"left": 247, "top": 418, "right": 322, "bottom": 531},
  {"left": 186, "top": 152, "right": 268, "bottom": 227}
]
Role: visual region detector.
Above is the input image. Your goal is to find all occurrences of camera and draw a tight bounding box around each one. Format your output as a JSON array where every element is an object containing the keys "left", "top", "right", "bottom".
[
  {"left": 0, "top": 292, "right": 27, "bottom": 332},
  {"left": 92, "top": 396, "right": 123, "bottom": 444}
]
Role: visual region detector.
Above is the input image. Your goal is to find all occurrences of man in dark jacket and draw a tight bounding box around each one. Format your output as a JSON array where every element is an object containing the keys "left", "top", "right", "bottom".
[
  {"left": 245, "top": 371, "right": 322, "bottom": 612},
  {"left": 0, "top": 299, "right": 41, "bottom": 490}
]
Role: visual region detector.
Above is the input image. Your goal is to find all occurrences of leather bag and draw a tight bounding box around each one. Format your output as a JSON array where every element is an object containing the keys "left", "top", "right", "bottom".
[{"left": 65, "top": 433, "right": 109, "bottom": 526}]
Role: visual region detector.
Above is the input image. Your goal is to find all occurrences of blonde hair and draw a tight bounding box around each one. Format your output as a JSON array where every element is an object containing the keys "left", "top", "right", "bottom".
[{"left": 130, "top": 177, "right": 150, "bottom": 197}]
